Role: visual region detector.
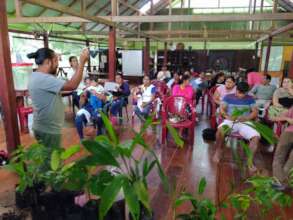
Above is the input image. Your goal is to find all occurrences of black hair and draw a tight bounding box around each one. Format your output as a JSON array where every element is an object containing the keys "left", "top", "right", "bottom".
[
  {"left": 210, "top": 72, "right": 225, "bottom": 87},
  {"left": 226, "top": 76, "right": 236, "bottom": 83},
  {"left": 27, "top": 48, "right": 55, "bottom": 65},
  {"left": 264, "top": 74, "right": 271, "bottom": 81},
  {"left": 236, "top": 81, "right": 249, "bottom": 94},
  {"left": 179, "top": 74, "right": 190, "bottom": 85},
  {"left": 69, "top": 56, "right": 77, "bottom": 63}
]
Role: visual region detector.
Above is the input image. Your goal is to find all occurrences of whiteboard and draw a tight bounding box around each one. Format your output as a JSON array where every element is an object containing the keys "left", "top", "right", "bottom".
[
  {"left": 261, "top": 46, "right": 283, "bottom": 71},
  {"left": 122, "top": 50, "right": 143, "bottom": 76}
]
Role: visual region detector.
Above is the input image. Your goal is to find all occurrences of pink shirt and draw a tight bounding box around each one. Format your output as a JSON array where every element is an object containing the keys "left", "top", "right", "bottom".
[
  {"left": 283, "top": 108, "right": 293, "bottom": 132},
  {"left": 172, "top": 84, "right": 193, "bottom": 101},
  {"left": 247, "top": 72, "right": 263, "bottom": 87},
  {"left": 216, "top": 85, "right": 236, "bottom": 101}
]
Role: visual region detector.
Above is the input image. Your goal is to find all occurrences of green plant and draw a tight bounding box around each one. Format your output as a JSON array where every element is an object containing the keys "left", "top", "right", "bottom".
[
  {"left": 5, "top": 144, "right": 49, "bottom": 192},
  {"left": 229, "top": 175, "right": 292, "bottom": 220},
  {"left": 175, "top": 177, "right": 217, "bottom": 220},
  {"left": 41, "top": 145, "right": 83, "bottom": 191},
  {"left": 75, "top": 112, "right": 182, "bottom": 220}
]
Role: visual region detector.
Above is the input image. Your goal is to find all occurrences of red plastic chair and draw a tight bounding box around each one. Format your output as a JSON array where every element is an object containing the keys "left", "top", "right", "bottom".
[
  {"left": 161, "top": 96, "right": 196, "bottom": 145},
  {"left": 18, "top": 106, "right": 33, "bottom": 133}
]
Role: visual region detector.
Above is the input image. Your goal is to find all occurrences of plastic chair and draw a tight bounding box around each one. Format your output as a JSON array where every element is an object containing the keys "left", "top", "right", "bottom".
[
  {"left": 18, "top": 106, "right": 33, "bottom": 133},
  {"left": 161, "top": 96, "right": 196, "bottom": 145}
]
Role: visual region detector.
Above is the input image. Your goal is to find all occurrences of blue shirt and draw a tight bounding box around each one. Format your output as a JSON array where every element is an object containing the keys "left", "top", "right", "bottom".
[{"left": 222, "top": 94, "right": 256, "bottom": 117}]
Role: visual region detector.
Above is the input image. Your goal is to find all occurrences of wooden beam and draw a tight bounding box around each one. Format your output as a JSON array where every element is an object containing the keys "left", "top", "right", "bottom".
[
  {"left": 0, "top": 0, "right": 21, "bottom": 152},
  {"left": 145, "top": 30, "right": 270, "bottom": 35},
  {"left": 9, "top": 12, "right": 293, "bottom": 23},
  {"left": 118, "top": 0, "right": 145, "bottom": 15},
  {"left": 109, "top": 13, "right": 293, "bottom": 22},
  {"left": 20, "top": 0, "right": 160, "bottom": 41},
  {"left": 256, "top": 22, "right": 293, "bottom": 43},
  {"left": 21, "top": 0, "right": 114, "bottom": 26}
]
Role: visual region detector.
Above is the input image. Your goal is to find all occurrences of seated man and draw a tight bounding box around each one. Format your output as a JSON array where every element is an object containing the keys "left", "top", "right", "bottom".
[
  {"left": 249, "top": 74, "right": 276, "bottom": 108},
  {"left": 157, "top": 66, "right": 171, "bottom": 82},
  {"left": 271, "top": 107, "right": 293, "bottom": 182},
  {"left": 213, "top": 82, "right": 260, "bottom": 172},
  {"left": 133, "top": 75, "right": 156, "bottom": 121},
  {"left": 75, "top": 91, "right": 103, "bottom": 141}
]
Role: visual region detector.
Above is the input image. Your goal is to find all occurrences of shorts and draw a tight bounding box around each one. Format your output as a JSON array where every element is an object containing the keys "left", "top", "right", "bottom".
[{"left": 218, "top": 120, "right": 260, "bottom": 140}]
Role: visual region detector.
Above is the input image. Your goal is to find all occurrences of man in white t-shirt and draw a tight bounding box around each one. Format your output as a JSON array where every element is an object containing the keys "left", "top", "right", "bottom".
[
  {"left": 157, "top": 66, "right": 171, "bottom": 82},
  {"left": 68, "top": 56, "right": 87, "bottom": 90}
]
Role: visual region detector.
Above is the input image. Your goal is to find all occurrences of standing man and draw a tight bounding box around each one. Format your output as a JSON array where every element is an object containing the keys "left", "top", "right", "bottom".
[{"left": 28, "top": 48, "right": 89, "bottom": 148}]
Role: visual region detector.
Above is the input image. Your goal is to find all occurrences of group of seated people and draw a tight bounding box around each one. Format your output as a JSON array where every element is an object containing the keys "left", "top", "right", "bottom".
[
  {"left": 65, "top": 56, "right": 131, "bottom": 141},
  {"left": 209, "top": 71, "right": 293, "bottom": 180},
  {"left": 68, "top": 60, "right": 293, "bottom": 183},
  {"left": 145, "top": 66, "right": 293, "bottom": 182}
]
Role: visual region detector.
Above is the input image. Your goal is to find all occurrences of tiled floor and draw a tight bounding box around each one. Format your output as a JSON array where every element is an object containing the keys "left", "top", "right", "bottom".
[{"left": 0, "top": 107, "right": 292, "bottom": 219}]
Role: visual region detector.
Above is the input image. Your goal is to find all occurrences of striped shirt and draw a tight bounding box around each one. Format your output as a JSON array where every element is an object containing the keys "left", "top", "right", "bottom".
[{"left": 222, "top": 94, "right": 256, "bottom": 117}]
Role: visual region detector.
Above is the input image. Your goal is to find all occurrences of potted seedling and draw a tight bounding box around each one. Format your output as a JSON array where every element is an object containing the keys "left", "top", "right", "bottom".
[
  {"left": 77, "top": 112, "right": 183, "bottom": 220},
  {"left": 5, "top": 144, "right": 48, "bottom": 209}
]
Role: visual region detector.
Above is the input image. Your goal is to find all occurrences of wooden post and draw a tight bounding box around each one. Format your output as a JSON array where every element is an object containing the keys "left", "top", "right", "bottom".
[
  {"left": 144, "top": 38, "right": 150, "bottom": 76},
  {"left": 85, "top": 40, "right": 91, "bottom": 72},
  {"left": 108, "top": 0, "right": 117, "bottom": 81},
  {"left": 255, "top": 42, "right": 259, "bottom": 70},
  {"left": 163, "top": 42, "right": 168, "bottom": 67},
  {"left": 43, "top": 32, "right": 49, "bottom": 48},
  {"left": 0, "top": 0, "right": 21, "bottom": 152},
  {"left": 264, "top": 36, "right": 272, "bottom": 74},
  {"left": 108, "top": 27, "right": 116, "bottom": 81},
  {"left": 289, "top": 51, "right": 293, "bottom": 79}
]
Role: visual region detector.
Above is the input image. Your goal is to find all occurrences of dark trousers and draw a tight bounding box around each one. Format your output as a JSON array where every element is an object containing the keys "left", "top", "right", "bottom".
[{"left": 75, "top": 113, "right": 103, "bottom": 140}]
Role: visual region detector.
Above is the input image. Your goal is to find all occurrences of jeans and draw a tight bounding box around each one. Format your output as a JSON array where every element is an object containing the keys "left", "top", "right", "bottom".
[
  {"left": 272, "top": 131, "right": 293, "bottom": 182},
  {"left": 75, "top": 113, "right": 103, "bottom": 140},
  {"left": 134, "top": 103, "right": 152, "bottom": 121},
  {"left": 103, "top": 99, "right": 123, "bottom": 117}
]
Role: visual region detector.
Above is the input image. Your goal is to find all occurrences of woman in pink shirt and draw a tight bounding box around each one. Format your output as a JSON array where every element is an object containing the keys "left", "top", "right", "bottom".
[
  {"left": 271, "top": 107, "right": 293, "bottom": 182},
  {"left": 213, "top": 76, "right": 236, "bottom": 105},
  {"left": 247, "top": 70, "right": 263, "bottom": 88},
  {"left": 172, "top": 74, "right": 193, "bottom": 101}
]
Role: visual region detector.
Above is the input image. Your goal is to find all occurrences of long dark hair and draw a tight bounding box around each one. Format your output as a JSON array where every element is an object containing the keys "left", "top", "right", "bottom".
[
  {"left": 179, "top": 74, "right": 190, "bottom": 85},
  {"left": 27, "top": 48, "right": 55, "bottom": 65}
]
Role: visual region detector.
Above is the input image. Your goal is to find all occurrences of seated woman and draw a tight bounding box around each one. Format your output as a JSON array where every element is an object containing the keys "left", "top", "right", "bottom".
[
  {"left": 269, "top": 77, "right": 293, "bottom": 118},
  {"left": 133, "top": 75, "right": 156, "bottom": 121},
  {"left": 172, "top": 74, "right": 193, "bottom": 102},
  {"left": 209, "top": 72, "right": 225, "bottom": 89},
  {"left": 75, "top": 90, "right": 103, "bottom": 141},
  {"left": 103, "top": 74, "right": 130, "bottom": 124},
  {"left": 271, "top": 107, "right": 293, "bottom": 182},
  {"left": 213, "top": 76, "right": 236, "bottom": 106}
]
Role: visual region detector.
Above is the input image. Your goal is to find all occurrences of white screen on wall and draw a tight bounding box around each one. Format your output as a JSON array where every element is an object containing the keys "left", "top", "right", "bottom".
[
  {"left": 261, "top": 46, "right": 283, "bottom": 71},
  {"left": 122, "top": 50, "right": 143, "bottom": 76}
]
